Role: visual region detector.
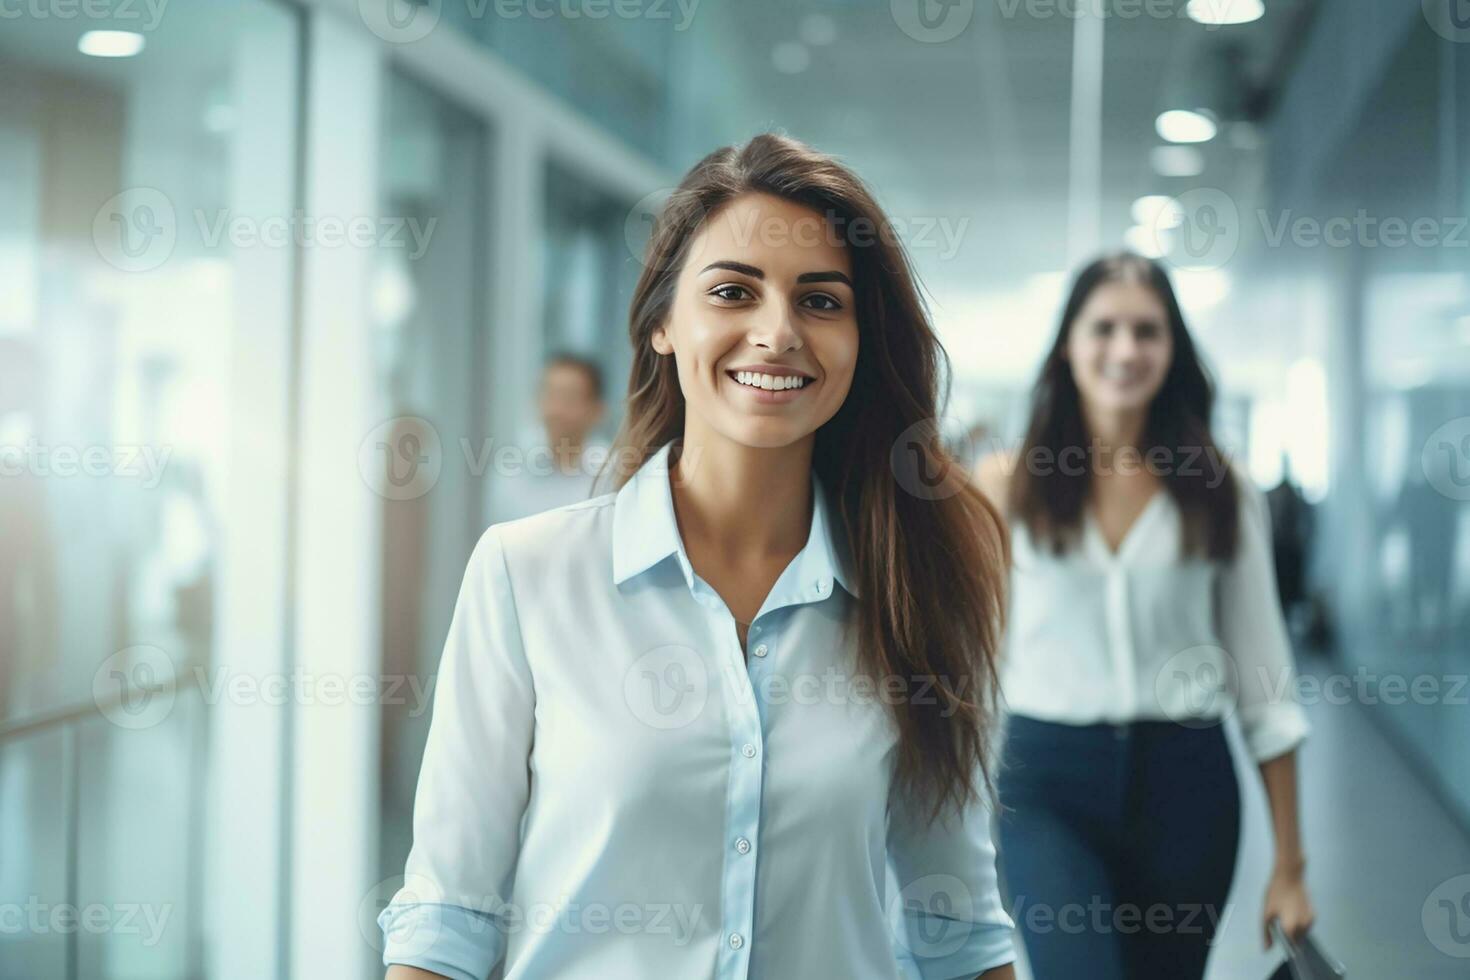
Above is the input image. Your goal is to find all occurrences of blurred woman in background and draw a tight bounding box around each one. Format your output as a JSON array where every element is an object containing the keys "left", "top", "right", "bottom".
[{"left": 974, "top": 253, "right": 1315, "bottom": 979}]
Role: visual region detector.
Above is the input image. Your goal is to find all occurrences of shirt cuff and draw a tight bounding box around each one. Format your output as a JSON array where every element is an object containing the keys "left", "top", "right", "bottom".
[
  {"left": 1239, "top": 701, "right": 1310, "bottom": 762},
  {"left": 378, "top": 901, "right": 505, "bottom": 980},
  {"left": 898, "top": 919, "right": 1016, "bottom": 980}
]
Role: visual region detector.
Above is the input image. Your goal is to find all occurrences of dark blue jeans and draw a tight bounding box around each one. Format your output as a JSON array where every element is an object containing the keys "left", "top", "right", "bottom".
[{"left": 997, "top": 716, "right": 1241, "bottom": 980}]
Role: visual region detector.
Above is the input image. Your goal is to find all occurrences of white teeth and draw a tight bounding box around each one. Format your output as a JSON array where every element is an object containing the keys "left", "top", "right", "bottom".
[{"left": 733, "top": 371, "right": 808, "bottom": 391}]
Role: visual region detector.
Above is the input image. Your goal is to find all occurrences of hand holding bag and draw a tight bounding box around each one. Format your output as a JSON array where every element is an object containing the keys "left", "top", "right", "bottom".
[{"left": 1266, "top": 919, "right": 1347, "bottom": 980}]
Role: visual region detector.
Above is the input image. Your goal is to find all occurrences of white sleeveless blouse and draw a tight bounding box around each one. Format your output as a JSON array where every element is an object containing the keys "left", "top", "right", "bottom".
[{"left": 999, "top": 470, "right": 1310, "bottom": 762}]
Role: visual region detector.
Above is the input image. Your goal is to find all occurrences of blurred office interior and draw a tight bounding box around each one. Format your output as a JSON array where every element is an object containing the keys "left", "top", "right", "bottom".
[{"left": 1, "top": 0, "right": 1469, "bottom": 977}]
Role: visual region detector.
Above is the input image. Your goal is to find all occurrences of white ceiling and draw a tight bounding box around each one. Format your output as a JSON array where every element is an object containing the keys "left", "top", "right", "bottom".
[{"left": 669, "top": 0, "right": 1320, "bottom": 387}]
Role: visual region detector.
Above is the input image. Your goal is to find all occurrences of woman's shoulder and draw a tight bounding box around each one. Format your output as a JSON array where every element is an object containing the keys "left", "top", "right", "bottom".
[{"left": 485, "top": 491, "right": 620, "bottom": 569}]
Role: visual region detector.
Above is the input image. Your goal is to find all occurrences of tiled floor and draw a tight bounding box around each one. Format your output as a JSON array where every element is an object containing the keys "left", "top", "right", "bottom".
[{"left": 1010, "top": 653, "right": 1470, "bottom": 979}]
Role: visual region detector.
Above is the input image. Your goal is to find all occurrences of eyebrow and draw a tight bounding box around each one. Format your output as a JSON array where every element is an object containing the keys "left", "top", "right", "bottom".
[{"left": 699, "top": 260, "right": 853, "bottom": 288}]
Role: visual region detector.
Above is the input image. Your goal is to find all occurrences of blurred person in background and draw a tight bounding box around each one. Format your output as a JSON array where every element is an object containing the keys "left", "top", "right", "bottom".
[
  {"left": 485, "top": 351, "right": 607, "bottom": 524},
  {"left": 974, "top": 253, "right": 1315, "bottom": 980},
  {"left": 379, "top": 132, "right": 1017, "bottom": 980},
  {"left": 1266, "top": 455, "right": 1316, "bottom": 642}
]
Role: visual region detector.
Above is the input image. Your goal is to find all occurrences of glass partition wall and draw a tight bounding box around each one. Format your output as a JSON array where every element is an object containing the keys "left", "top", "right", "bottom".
[
  {"left": 373, "top": 67, "right": 492, "bottom": 897},
  {"left": 0, "top": 0, "right": 303, "bottom": 976}
]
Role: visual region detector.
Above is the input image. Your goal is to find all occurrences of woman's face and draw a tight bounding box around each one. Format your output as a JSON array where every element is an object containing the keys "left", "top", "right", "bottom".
[
  {"left": 652, "top": 192, "right": 859, "bottom": 450},
  {"left": 1064, "top": 279, "right": 1174, "bottom": 415}
]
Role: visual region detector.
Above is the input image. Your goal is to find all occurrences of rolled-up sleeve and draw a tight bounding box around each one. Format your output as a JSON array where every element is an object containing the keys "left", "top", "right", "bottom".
[
  {"left": 1217, "top": 472, "right": 1311, "bottom": 762},
  {"left": 378, "top": 526, "right": 536, "bottom": 978},
  {"left": 888, "top": 776, "right": 1016, "bottom": 980}
]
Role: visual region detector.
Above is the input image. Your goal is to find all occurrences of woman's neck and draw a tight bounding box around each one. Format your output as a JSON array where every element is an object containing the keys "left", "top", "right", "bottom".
[
  {"left": 668, "top": 424, "right": 814, "bottom": 561},
  {"left": 1081, "top": 402, "right": 1148, "bottom": 453}
]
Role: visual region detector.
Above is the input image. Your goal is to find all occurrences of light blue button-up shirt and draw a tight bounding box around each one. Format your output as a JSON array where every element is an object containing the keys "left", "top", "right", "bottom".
[{"left": 378, "top": 439, "right": 1015, "bottom": 979}]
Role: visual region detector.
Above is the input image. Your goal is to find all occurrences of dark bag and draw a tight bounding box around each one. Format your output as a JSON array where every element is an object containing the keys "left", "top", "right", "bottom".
[{"left": 1266, "top": 920, "right": 1346, "bottom": 980}]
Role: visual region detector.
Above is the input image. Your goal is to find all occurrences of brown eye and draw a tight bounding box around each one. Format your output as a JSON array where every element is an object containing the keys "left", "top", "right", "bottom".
[
  {"left": 710, "top": 284, "right": 752, "bottom": 302},
  {"left": 801, "top": 293, "right": 842, "bottom": 312}
]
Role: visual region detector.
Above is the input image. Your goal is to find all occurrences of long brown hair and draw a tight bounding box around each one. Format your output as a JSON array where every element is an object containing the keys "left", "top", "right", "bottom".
[
  {"left": 601, "top": 132, "right": 1007, "bottom": 827},
  {"left": 1011, "top": 252, "right": 1239, "bottom": 559}
]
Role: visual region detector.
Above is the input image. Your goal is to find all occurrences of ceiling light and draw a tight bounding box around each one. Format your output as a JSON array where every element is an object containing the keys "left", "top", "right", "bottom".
[
  {"left": 1131, "top": 195, "right": 1183, "bottom": 228},
  {"left": 78, "top": 30, "right": 145, "bottom": 58},
  {"left": 1186, "top": 0, "right": 1264, "bottom": 26},
  {"left": 1156, "top": 109, "right": 1217, "bottom": 144}
]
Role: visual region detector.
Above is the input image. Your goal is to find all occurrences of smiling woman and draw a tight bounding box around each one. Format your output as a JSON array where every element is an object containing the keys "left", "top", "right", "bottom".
[
  {"left": 976, "top": 253, "right": 1315, "bottom": 980},
  {"left": 378, "top": 133, "right": 1016, "bottom": 980},
  {"left": 649, "top": 193, "right": 860, "bottom": 442}
]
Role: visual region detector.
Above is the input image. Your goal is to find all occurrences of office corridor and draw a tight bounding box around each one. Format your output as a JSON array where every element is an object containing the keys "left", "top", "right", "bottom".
[
  {"left": 4, "top": 1, "right": 1469, "bottom": 978},
  {"left": 1208, "top": 655, "right": 1470, "bottom": 979}
]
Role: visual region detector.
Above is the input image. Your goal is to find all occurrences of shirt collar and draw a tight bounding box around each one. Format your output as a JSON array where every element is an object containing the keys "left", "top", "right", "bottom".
[{"left": 612, "top": 439, "right": 858, "bottom": 601}]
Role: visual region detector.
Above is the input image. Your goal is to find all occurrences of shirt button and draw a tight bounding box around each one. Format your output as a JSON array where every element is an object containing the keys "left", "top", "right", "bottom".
[
  {"left": 753, "top": 644, "right": 768, "bottom": 658},
  {"left": 729, "top": 932, "right": 744, "bottom": 949},
  {"left": 815, "top": 579, "right": 827, "bottom": 594},
  {"left": 735, "top": 837, "right": 751, "bottom": 854},
  {"left": 741, "top": 742, "right": 756, "bottom": 758}
]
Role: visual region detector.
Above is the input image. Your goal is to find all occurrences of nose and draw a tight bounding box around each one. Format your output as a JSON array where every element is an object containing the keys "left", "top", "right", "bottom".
[
  {"left": 1109, "top": 326, "right": 1142, "bottom": 361},
  {"left": 745, "top": 296, "right": 803, "bottom": 353}
]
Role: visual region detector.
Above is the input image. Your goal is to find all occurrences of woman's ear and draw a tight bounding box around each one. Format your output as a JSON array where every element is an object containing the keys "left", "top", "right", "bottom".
[{"left": 651, "top": 322, "right": 673, "bottom": 356}]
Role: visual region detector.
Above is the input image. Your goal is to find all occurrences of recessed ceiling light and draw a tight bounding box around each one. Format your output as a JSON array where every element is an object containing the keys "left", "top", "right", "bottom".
[
  {"left": 78, "top": 30, "right": 145, "bottom": 58},
  {"left": 1156, "top": 109, "right": 1217, "bottom": 144},
  {"left": 1131, "top": 195, "right": 1184, "bottom": 228},
  {"left": 1151, "top": 145, "right": 1205, "bottom": 177},
  {"left": 1186, "top": 0, "right": 1264, "bottom": 26}
]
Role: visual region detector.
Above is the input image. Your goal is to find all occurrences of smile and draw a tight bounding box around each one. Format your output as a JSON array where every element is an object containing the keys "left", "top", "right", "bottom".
[
  {"left": 729, "top": 370, "right": 811, "bottom": 391},
  {"left": 724, "top": 369, "right": 814, "bottom": 404}
]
